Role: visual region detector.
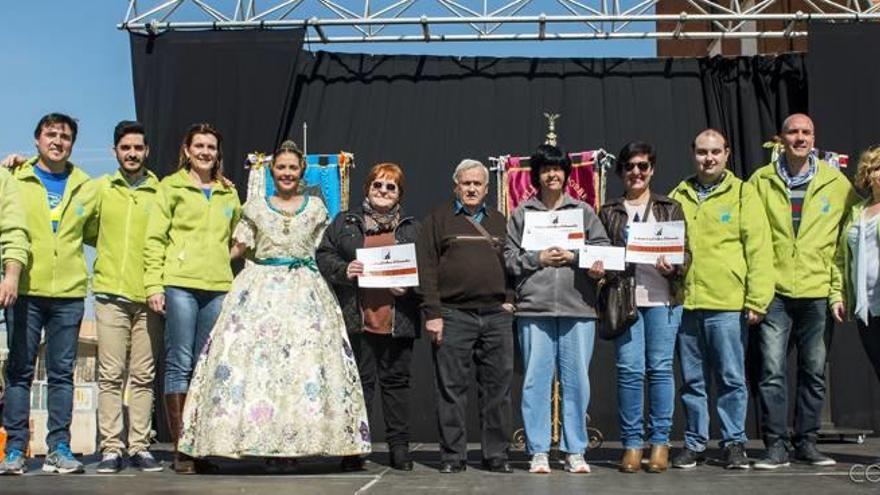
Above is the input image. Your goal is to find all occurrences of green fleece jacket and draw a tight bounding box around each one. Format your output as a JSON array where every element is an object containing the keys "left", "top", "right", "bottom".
[
  {"left": 0, "top": 167, "right": 30, "bottom": 268},
  {"left": 143, "top": 168, "right": 241, "bottom": 296},
  {"left": 670, "top": 172, "right": 775, "bottom": 313},
  {"left": 12, "top": 157, "right": 97, "bottom": 298},
  {"left": 90, "top": 170, "right": 161, "bottom": 303},
  {"left": 748, "top": 160, "right": 858, "bottom": 301}
]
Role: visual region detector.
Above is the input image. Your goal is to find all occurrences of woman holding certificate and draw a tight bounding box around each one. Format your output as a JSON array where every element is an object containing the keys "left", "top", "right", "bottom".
[
  {"left": 176, "top": 140, "right": 371, "bottom": 468},
  {"left": 317, "top": 162, "right": 421, "bottom": 471},
  {"left": 504, "top": 144, "right": 610, "bottom": 474},
  {"left": 597, "top": 141, "right": 685, "bottom": 474}
]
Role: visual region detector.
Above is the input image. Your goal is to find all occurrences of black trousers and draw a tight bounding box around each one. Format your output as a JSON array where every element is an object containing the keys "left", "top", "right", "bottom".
[
  {"left": 857, "top": 316, "right": 880, "bottom": 384},
  {"left": 350, "top": 331, "right": 414, "bottom": 448},
  {"left": 432, "top": 307, "right": 514, "bottom": 463}
]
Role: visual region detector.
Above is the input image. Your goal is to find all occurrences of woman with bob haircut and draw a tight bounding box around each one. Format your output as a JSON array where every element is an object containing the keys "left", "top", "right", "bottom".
[
  {"left": 317, "top": 162, "right": 421, "bottom": 471},
  {"left": 504, "top": 144, "right": 609, "bottom": 474}
]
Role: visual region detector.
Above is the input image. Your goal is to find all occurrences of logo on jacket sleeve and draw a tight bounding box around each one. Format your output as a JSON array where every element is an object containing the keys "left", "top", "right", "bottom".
[{"left": 224, "top": 206, "right": 234, "bottom": 219}]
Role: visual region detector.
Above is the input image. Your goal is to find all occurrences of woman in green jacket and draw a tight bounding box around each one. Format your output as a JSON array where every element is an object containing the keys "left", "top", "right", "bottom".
[
  {"left": 833, "top": 145, "right": 880, "bottom": 384},
  {"left": 143, "top": 123, "right": 241, "bottom": 474}
]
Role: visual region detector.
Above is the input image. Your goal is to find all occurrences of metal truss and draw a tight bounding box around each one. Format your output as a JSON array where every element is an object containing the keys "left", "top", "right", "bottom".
[{"left": 119, "top": 0, "right": 880, "bottom": 43}]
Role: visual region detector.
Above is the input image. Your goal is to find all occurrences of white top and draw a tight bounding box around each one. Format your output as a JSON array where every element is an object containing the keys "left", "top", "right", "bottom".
[
  {"left": 624, "top": 201, "right": 672, "bottom": 307},
  {"left": 863, "top": 212, "right": 880, "bottom": 317}
]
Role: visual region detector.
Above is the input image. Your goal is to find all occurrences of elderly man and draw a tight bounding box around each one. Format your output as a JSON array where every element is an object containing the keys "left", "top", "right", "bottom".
[
  {"left": 749, "top": 114, "right": 858, "bottom": 469},
  {"left": 417, "top": 159, "right": 514, "bottom": 474},
  {"left": 670, "top": 129, "right": 774, "bottom": 470}
]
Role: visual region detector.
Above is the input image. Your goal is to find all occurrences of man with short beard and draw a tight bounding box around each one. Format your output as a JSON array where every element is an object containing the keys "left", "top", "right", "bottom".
[
  {"left": 90, "top": 121, "right": 164, "bottom": 473},
  {"left": 0, "top": 113, "right": 97, "bottom": 475}
]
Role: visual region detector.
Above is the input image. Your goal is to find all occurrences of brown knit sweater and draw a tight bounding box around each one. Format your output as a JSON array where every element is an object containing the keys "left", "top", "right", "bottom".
[{"left": 416, "top": 199, "right": 511, "bottom": 320}]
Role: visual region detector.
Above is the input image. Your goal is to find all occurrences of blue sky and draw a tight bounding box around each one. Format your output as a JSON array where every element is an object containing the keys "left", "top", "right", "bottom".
[{"left": 0, "top": 1, "right": 654, "bottom": 179}]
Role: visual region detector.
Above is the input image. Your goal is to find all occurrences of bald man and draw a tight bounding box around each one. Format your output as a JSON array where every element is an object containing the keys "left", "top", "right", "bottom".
[{"left": 748, "top": 114, "right": 858, "bottom": 470}]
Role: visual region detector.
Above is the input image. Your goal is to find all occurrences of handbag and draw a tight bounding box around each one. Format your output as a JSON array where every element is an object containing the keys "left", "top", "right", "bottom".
[{"left": 596, "top": 197, "right": 652, "bottom": 340}]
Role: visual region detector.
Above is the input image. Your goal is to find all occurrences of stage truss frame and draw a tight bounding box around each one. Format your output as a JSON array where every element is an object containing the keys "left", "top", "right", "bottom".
[{"left": 119, "top": 0, "right": 880, "bottom": 43}]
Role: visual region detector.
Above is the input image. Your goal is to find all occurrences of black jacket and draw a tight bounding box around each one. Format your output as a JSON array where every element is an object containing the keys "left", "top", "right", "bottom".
[
  {"left": 598, "top": 193, "right": 685, "bottom": 303},
  {"left": 316, "top": 206, "right": 421, "bottom": 338}
]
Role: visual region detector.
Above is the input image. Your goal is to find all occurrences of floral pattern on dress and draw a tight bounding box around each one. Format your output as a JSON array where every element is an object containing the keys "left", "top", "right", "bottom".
[{"left": 178, "top": 196, "right": 371, "bottom": 458}]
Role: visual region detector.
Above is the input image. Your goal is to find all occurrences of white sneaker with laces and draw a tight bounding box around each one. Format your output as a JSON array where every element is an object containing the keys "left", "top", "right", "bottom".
[
  {"left": 529, "top": 453, "right": 551, "bottom": 474},
  {"left": 565, "top": 453, "right": 591, "bottom": 474}
]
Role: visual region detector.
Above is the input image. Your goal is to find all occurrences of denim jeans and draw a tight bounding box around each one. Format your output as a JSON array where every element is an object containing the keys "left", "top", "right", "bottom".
[
  {"left": 433, "top": 307, "right": 514, "bottom": 463},
  {"left": 615, "top": 305, "right": 682, "bottom": 449},
  {"left": 677, "top": 309, "right": 748, "bottom": 451},
  {"left": 517, "top": 316, "right": 596, "bottom": 455},
  {"left": 756, "top": 296, "right": 831, "bottom": 447},
  {"left": 163, "top": 286, "right": 225, "bottom": 394},
  {"left": 3, "top": 296, "right": 84, "bottom": 453}
]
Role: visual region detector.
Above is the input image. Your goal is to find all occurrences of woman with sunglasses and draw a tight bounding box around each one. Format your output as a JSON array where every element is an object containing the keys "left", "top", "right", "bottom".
[
  {"left": 317, "top": 163, "right": 421, "bottom": 471},
  {"left": 597, "top": 141, "right": 685, "bottom": 473}
]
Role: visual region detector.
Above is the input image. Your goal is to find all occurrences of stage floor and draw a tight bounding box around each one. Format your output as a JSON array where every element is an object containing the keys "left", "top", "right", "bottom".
[{"left": 2, "top": 440, "right": 878, "bottom": 494}]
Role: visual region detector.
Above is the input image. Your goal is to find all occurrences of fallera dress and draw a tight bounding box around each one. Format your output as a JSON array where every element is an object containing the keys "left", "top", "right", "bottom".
[{"left": 178, "top": 195, "right": 371, "bottom": 458}]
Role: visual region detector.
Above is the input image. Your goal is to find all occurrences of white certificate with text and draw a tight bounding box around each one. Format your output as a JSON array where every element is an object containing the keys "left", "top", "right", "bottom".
[
  {"left": 578, "top": 246, "right": 626, "bottom": 271},
  {"left": 356, "top": 243, "right": 419, "bottom": 288},
  {"left": 625, "top": 221, "right": 686, "bottom": 265},
  {"left": 521, "top": 209, "right": 586, "bottom": 251}
]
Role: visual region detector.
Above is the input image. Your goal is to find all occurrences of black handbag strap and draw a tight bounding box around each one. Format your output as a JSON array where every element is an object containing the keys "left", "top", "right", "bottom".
[{"left": 465, "top": 215, "right": 500, "bottom": 249}]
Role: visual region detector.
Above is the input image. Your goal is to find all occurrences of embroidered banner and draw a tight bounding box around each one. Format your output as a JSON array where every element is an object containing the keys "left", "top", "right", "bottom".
[
  {"left": 263, "top": 154, "right": 343, "bottom": 219},
  {"left": 504, "top": 151, "right": 598, "bottom": 215}
]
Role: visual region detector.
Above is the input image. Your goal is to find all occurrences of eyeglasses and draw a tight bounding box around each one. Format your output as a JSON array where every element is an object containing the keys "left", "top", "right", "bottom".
[
  {"left": 624, "top": 161, "right": 652, "bottom": 172},
  {"left": 371, "top": 181, "right": 398, "bottom": 192}
]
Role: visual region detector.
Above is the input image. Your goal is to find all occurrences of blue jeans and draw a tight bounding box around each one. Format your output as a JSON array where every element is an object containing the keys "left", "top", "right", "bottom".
[
  {"left": 163, "top": 286, "right": 225, "bottom": 394},
  {"left": 677, "top": 310, "right": 748, "bottom": 451},
  {"left": 614, "top": 305, "right": 682, "bottom": 449},
  {"left": 3, "top": 296, "right": 84, "bottom": 453},
  {"left": 517, "top": 316, "right": 595, "bottom": 455},
  {"left": 756, "top": 296, "right": 830, "bottom": 447}
]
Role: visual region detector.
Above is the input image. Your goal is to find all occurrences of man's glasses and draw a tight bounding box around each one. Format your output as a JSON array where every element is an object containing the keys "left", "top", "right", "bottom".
[
  {"left": 371, "top": 181, "right": 398, "bottom": 192},
  {"left": 624, "top": 161, "right": 652, "bottom": 172}
]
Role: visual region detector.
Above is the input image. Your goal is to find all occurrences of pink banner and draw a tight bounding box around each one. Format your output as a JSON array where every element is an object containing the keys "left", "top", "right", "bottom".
[{"left": 504, "top": 151, "right": 597, "bottom": 215}]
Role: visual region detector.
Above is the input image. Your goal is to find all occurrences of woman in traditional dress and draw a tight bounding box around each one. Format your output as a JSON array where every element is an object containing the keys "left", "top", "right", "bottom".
[{"left": 177, "top": 140, "right": 371, "bottom": 470}]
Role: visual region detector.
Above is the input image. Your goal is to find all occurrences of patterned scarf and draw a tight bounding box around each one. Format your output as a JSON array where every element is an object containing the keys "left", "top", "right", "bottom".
[
  {"left": 690, "top": 172, "right": 727, "bottom": 202},
  {"left": 776, "top": 153, "right": 817, "bottom": 189},
  {"left": 362, "top": 199, "right": 401, "bottom": 235}
]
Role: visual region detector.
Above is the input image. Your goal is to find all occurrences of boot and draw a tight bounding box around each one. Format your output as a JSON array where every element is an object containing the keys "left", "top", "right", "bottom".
[
  {"left": 619, "top": 448, "right": 643, "bottom": 473},
  {"left": 646, "top": 445, "right": 669, "bottom": 473},
  {"left": 164, "top": 393, "right": 196, "bottom": 474}
]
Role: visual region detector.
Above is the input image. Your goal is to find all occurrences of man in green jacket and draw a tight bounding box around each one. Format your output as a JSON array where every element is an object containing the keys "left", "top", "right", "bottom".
[
  {"left": 669, "top": 129, "right": 774, "bottom": 470},
  {"left": 1, "top": 113, "right": 97, "bottom": 475},
  {"left": 0, "top": 168, "right": 29, "bottom": 309},
  {"left": 90, "top": 122, "right": 163, "bottom": 474},
  {"left": 749, "top": 114, "right": 858, "bottom": 470}
]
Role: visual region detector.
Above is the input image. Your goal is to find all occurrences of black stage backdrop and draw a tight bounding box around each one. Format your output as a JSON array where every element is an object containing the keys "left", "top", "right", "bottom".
[
  {"left": 131, "top": 28, "right": 879, "bottom": 444},
  {"left": 808, "top": 22, "right": 880, "bottom": 435}
]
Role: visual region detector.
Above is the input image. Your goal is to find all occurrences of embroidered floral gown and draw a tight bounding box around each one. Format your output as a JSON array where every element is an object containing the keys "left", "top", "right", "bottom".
[{"left": 178, "top": 196, "right": 371, "bottom": 458}]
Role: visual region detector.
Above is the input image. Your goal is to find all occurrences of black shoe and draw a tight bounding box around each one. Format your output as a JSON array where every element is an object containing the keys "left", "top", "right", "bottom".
[
  {"left": 439, "top": 460, "right": 467, "bottom": 474},
  {"left": 481, "top": 458, "right": 513, "bottom": 473},
  {"left": 130, "top": 451, "right": 164, "bottom": 472},
  {"left": 722, "top": 442, "right": 750, "bottom": 470},
  {"left": 96, "top": 453, "right": 123, "bottom": 474},
  {"left": 671, "top": 448, "right": 705, "bottom": 469},
  {"left": 341, "top": 456, "right": 366, "bottom": 472},
  {"left": 793, "top": 442, "right": 836, "bottom": 466},
  {"left": 390, "top": 446, "right": 414, "bottom": 471},
  {"left": 753, "top": 442, "right": 790, "bottom": 470}
]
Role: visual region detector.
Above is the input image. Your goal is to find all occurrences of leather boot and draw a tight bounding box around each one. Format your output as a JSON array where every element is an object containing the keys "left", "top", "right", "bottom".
[
  {"left": 390, "top": 444, "right": 414, "bottom": 471},
  {"left": 646, "top": 444, "right": 669, "bottom": 473},
  {"left": 164, "top": 393, "right": 196, "bottom": 474},
  {"left": 619, "top": 448, "right": 643, "bottom": 473}
]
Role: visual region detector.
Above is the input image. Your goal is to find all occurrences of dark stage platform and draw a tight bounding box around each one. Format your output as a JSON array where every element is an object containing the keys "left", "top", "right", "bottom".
[{"left": 2, "top": 440, "right": 879, "bottom": 494}]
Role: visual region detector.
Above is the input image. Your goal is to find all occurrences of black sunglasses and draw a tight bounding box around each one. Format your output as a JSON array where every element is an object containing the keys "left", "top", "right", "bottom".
[
  {"left": 624, "top": 161, "right": 652, "bottom": 172},
  {"left": 371, "top": 181, "right": 398, "bottom": 192}
]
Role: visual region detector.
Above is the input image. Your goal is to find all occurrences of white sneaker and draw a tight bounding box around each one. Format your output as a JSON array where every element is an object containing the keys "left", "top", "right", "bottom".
[
  {"left": 564, "top": 453, "right": 591, "bottom": 474},
  {"left": 529, "top": 453, "right": 551, "bottom": 474}
]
